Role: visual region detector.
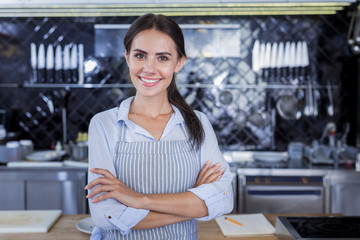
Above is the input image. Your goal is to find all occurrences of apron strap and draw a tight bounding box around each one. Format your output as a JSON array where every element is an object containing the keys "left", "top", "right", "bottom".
[{"left": 113, "top": 121, "right": 125, "bottom": 170}]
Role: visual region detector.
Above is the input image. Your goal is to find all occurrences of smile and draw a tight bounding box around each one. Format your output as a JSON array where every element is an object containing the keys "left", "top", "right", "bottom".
[{"left": 139, "top": 76, "right": 161, "bottom": 83}]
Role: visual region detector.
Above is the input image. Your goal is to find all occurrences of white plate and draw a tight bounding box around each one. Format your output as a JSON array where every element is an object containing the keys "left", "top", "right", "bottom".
[
  {"left": 25, "top": 150, "right": 66, "bottom": 161},
  {"left": 76, "top": 217, "right": 94, "bottom": 234},
  {"left": 253, "top": 152, "right": 288, "bottom": 162}
]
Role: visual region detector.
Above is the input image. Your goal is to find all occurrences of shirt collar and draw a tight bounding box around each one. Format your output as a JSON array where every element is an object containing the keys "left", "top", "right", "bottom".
[{"left": 116, "top": 96, "right": 184, "bottom": 125}]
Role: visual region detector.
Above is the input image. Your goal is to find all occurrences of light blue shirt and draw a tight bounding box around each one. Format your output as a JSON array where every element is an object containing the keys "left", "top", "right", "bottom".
[{"left": 88, "top": 96, "right": 233, "bottom": 237}]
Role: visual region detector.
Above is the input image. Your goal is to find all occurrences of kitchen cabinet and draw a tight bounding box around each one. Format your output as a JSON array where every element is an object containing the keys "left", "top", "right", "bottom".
[
  {"left": 0, "top": 180, "right": 25, "bottom": 210},
  {"left": 0, "top": 167, "right": 87, "bottom": 214},
  {"left": 328, "top": 171, "right": 360, "bottom": 215}
]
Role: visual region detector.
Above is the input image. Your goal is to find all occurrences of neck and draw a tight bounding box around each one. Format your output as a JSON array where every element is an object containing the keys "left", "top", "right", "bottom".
[{"left": 133, "top": 94, "right": 172, "bottom": 118}]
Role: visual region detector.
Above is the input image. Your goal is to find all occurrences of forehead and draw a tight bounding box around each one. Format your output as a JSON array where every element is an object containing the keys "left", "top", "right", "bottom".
[{"left": 131, "top": 29, "right": 177, "bottom": 53}]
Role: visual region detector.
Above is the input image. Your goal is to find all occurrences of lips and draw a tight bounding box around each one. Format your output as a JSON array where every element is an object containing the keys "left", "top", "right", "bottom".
[{"left": 138, "top": 76, "right": 161, "bottom": 87}]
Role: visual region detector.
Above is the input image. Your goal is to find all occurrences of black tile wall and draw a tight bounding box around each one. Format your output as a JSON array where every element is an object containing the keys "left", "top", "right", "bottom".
[{"left": 0, "top": 9, "right": 356, "bottom": 150}]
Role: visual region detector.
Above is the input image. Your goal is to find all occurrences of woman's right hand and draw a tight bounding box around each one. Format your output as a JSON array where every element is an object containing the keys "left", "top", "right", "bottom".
[{"left": 194, "top": 161, "right": 225, "bottom": 188}]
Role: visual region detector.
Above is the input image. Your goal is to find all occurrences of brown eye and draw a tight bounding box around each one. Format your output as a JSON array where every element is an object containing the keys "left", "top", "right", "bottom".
[
  {"left": 158, "top": 56, "right": 168, "bottom": 61},
  {"left": 135, "top": 53, "right": 145, "bottom": 59}
]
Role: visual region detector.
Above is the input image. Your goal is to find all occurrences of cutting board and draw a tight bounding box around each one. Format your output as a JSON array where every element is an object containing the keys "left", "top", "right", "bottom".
[
  {"left": 0, "top": 210, "right": 62, "bottom": 233},
  {"left": 215, "top": 213, "right": 275, "bottom": 237}
]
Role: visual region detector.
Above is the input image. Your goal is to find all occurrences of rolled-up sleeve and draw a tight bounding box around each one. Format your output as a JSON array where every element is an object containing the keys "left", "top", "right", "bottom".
[
  {"left": 88, "top": 112, "right": 149, "bottom": 238},
  {"left": 188, "top": 112, "right": 234, "bottom": 221}
]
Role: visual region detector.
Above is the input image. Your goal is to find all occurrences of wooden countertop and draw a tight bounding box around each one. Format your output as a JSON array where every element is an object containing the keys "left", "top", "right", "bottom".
[{"left": 0, "top": 213, "right": 339, "bottom": 240}]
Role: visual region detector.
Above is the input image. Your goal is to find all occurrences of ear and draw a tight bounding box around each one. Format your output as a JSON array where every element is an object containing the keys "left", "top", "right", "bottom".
[
  {"left": 125, "top": 51, "right": 129, "bottom": 66},
  {"left": 175, "top": 56, "right": 186, "bottom": 73}
]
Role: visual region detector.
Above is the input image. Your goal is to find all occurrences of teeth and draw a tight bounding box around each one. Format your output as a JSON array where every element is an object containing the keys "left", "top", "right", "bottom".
[{"left": 140, "top": 77, "right": 160, "bottom": 83}]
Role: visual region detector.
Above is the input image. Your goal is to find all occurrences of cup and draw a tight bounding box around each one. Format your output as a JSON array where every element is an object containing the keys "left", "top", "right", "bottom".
[
  {"left": 19, "top": 139, "right": 34, "bottom": 159},
  {"left": 6, "top": 141, "right": 21, "bottom": 162}
]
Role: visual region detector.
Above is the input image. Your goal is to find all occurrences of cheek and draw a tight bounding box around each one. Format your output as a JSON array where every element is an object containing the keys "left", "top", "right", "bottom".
[{"left": 159, "top": 64, "right": 177, "bottom": 76}]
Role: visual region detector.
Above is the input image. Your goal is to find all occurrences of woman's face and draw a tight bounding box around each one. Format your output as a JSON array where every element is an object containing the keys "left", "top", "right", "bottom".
[{"left": 125, "top": 29, "right": 185, "bottom": 98}]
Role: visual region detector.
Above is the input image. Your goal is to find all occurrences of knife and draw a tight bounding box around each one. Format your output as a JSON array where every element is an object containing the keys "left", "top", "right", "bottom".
[
  {"left": 46, "top": 44, "right": 54, "bottom": 83},
  {"left": 55, "top": 45, "right": 63, "bottom": 83},
  {"left": 276, "top": 42, "right": 284, "bottom": 83},
  {"left": 30, "top": 42, "right": 37, "bottom": 83},
  {"left": 63, "top": 44, "right": 71, "bottom": 83},
  {"left": 302, "top": 41, "right": 313, "bottom": 116},
  {"left": 252, "top": 40, "right": 260, "bottom": 76},
  {"left": 78, "top": 43, "right": 84, "bottom": 85},
  {"left": 270, "top": 42, "right": 278, "bottom": 83},
  {"left": 263, "top": 42, "right": 272, "bottom": 83},
  {"left": 259, "top": 42, "right": 266, "bottom": 81},
  {"left": 294, "top": 41, "right": 303, "bottom": 83},
  {"left": 288, "top": 41, "right": 296, "bottom": 84},
  {"left": 283, "top": 41, "right": 291, "bottom": 83},
  {"left": 70, "top": 44, "right": 78, "bottom": 83},
  {"left": 37, "top": 43, "right": 46, "bottom": 83}
]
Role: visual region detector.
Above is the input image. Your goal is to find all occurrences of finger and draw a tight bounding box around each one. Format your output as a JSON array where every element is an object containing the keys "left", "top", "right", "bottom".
[
  {"left": 89, "top": 168, "right": 116, "bottom": 179},
  {"left": 197, "top": 161, "right": 211, "bottom": 184},
  {"left": 85, "top": 176, "right": 117, "bottom": 190},
  {"left": 201, "top": 163, "right": 221, "bottom": 181},
  {"left": 205, "top": 168, "right": 225, "bottom": 183},
  {"left": 86, "top": 184, "right": 117, "bottom": 199},
  {"left": 91, "top": 191, "right": 114, "bottom": 203}
]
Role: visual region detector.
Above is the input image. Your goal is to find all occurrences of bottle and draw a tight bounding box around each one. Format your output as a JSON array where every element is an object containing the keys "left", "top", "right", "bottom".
[
  {"left": 328, "top": 130, "right": 336, "bottom": 148},
  {"left": 55, "top": 141, "right": 62, "bottom": 151},
  {"left": 356, "top": 153, "right": 360, "bottom": 171}
]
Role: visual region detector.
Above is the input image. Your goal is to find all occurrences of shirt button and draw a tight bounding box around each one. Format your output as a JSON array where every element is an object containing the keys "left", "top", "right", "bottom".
[
  {"left": 224, "top": 192, "right": 227, "bottom": 196},
  {"left": 108, "top": 216, "right": 112, "bottom": 219}
]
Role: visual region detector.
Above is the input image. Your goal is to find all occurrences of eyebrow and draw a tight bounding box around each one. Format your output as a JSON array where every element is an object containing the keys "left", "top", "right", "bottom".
[{"left": 133, "top": 48, "right": 172, "bottom": 56}]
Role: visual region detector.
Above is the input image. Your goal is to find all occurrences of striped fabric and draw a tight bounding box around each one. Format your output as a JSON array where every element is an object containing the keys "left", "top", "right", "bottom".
[{"left": 101, "top": 122, "right": 200, "bottom": 240}]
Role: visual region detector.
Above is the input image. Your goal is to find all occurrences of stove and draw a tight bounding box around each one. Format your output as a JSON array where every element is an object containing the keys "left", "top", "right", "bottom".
[{"left": 275, "top": 216, "right": 360, "bottom": 239}]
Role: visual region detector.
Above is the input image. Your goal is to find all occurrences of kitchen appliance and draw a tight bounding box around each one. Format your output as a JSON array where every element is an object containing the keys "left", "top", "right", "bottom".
[
  {"left": 275, "top": 216, "right": 360, "bottom": 239},
  {"left": 238, "top": 170, "right": 325, "bottom": 214}
]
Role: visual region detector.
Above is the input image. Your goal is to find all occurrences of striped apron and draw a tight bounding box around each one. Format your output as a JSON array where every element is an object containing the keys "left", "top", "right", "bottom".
[{"left": 100, "top": 121, "right": 200, "bottom": 240}]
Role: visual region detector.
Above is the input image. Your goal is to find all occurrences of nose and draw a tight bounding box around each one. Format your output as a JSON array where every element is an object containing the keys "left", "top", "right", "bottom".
[{"left": 143, "top": 58, "right": 156, "bottom": 73}]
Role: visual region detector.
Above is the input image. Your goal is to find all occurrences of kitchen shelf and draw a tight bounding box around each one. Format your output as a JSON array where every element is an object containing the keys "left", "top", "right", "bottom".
[{"left": 0, "top": 83, "right": 340, "bottom": 90}]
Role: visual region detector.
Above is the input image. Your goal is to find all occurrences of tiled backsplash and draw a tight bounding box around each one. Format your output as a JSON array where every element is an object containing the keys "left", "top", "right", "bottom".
[{"left": 0, "top": 10, "right": 356, "bottom": 150}]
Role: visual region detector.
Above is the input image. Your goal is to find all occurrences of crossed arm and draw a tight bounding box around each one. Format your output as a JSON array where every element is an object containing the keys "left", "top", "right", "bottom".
[{"left": 85, "top": 160, "right": 224, "bottom": 230}]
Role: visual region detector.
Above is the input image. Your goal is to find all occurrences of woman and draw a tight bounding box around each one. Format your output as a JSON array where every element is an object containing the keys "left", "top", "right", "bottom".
[{"left": 85, "top": 13, "right": 233, "bottom": 240}]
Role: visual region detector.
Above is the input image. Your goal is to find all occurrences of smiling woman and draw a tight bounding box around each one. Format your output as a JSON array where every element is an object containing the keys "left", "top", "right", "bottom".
[{"left": 86, "top": 13, "right": 233, "bottom": 240}]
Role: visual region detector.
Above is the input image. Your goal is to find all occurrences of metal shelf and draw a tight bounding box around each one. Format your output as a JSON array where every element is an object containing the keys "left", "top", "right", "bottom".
[{"left": 0, "top": 83, "right": 340, "bottom": 90}]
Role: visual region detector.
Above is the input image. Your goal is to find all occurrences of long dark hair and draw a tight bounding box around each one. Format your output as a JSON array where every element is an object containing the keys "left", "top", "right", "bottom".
[{"left": 124, "top": 13, "right": 204, "bottom": 148}]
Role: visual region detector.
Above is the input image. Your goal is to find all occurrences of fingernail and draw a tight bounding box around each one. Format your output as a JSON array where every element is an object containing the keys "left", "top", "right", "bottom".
[
  {"left": 216, "top": 163, "right": 221, "bottom": 167},
  {"left": 84, "top": 185, "right": 88, "bottom": 189},
  {"left": 206, "top": 160, "right": 211, "bottom": 165},
  {"left": 86, "top": 195, "right": 89, "bottom": 198}
]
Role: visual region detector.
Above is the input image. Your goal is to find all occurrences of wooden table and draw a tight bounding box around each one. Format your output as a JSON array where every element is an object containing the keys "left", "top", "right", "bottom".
[{"left": 0, "top": 213, "right": 339, "bottom": 240}]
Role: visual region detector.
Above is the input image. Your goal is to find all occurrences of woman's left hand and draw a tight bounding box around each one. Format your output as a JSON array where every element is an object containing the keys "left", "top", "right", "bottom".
[{"left": 85, "top": 168, "right": 143, "bottom": 208}]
